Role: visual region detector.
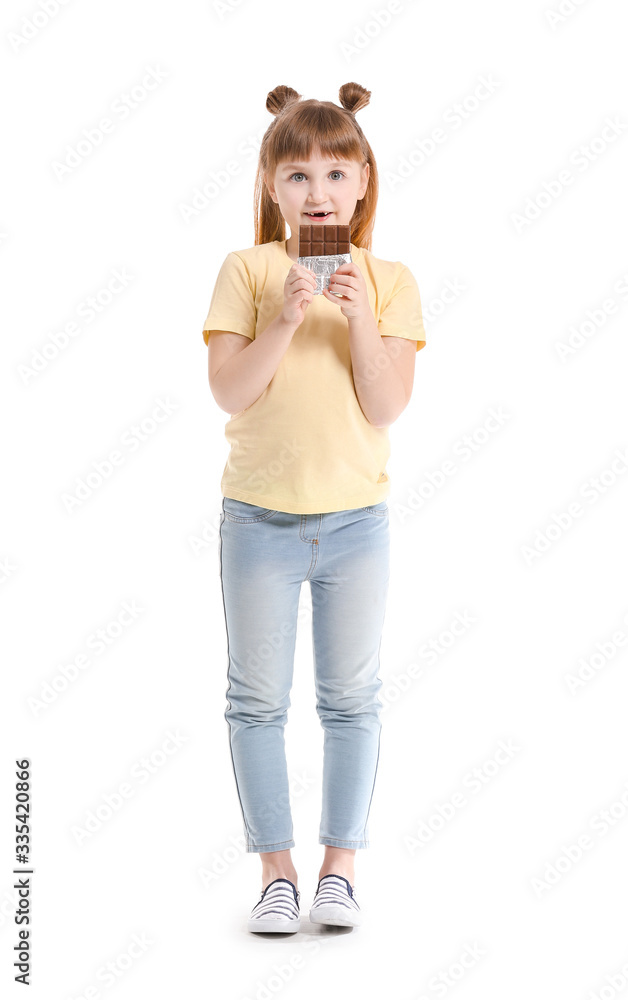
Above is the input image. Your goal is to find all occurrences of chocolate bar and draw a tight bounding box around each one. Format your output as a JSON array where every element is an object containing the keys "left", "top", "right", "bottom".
[
  {"left": 299, "top": 224, "right": 351, "bottom": 256},
  {"left": 298, "top": 224, "right": 352, "bottom": 295}
]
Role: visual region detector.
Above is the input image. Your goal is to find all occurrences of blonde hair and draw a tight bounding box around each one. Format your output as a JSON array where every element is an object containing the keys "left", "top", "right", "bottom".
[{"left": 254, "top": 82, "right": 378, "bottom": 251}]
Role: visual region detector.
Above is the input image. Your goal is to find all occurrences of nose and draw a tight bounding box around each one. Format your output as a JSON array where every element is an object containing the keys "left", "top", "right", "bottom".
[{"left": 306, "top": 179, "right": 328, "bottom": 204}]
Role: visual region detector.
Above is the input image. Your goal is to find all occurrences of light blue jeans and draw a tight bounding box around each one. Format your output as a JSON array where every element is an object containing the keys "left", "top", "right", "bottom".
[{"left": 217, "top": 497, "right": 390, "bottom": 853}]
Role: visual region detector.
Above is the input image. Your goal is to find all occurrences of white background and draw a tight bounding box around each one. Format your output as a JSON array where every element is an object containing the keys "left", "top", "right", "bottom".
[{"left": 2, "top": 0, "right": 628, "bottom": 996}]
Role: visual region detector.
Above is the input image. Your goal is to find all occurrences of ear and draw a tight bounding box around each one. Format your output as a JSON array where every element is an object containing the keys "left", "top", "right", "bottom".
[
  {"left": 264, "top": 171, "right": 278, "bottom": 204},
  {"left": 358, "top": 162, "right": 369, "bottom": 199}
]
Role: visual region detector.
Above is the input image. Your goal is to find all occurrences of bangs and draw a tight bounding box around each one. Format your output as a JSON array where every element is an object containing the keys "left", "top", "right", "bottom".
[{"left": 269, "top": 102, "right": 365, "bottom": 171}]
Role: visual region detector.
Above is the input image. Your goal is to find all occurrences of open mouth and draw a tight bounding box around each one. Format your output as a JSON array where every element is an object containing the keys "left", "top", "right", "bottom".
[{"left": 304, "top": 211, "right": 332, "bottom": 220}]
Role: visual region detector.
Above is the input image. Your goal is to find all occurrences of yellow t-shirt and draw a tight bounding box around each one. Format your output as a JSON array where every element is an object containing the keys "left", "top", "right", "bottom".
[{"left": 202, "top": 239, "right": 426, "bottom": 514}]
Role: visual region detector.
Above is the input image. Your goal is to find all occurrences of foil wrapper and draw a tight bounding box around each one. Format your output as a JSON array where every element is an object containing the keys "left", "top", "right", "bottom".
[{"left": 297, "top": 253, "right": 352, "bottom": 295}]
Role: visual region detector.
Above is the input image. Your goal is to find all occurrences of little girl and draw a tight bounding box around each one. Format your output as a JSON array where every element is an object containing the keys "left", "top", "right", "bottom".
[{"left": 202, "top": 82, "right": 426, "bottom": 933}]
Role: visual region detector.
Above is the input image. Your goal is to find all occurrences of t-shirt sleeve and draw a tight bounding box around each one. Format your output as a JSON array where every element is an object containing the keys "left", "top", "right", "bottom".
[
  {"left": 201, "top": 252, "right": 257, "bottom": 346},
  {"left": 377, "top": 264, "right": 426, "bottom": 352}
]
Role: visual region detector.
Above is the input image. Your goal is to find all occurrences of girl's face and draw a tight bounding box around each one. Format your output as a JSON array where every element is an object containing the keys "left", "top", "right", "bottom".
[{"left": 266, "top": 150, "right": 369, "bottom": 235}]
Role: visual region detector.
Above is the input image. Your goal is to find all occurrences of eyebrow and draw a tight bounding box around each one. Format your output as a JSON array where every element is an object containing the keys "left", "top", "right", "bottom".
[{"left": 280, "top": 162, "right": 351, "bottom": 170}]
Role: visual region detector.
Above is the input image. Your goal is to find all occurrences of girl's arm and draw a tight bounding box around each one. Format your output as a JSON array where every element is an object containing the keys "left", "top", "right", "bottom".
[
  {"left": 348, "top": 313, "right": 415, "bottom": 427},
  {"left": 208, "top": 313, "right": 297, "bottom": 415},
  {"left": 207, "top": 263, "right": 316, "bottom": 415}
]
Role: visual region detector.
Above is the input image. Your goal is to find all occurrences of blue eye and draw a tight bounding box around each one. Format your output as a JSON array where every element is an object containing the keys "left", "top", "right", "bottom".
[{"left": 288, "top": 170, "right": 345, "bottom": 181}]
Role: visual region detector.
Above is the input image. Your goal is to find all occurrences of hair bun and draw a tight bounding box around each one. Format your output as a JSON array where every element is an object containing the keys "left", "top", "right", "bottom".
[
  {"left": 338, "top": 82, "right": 371, "bottom": 115},
  {"left": 266, "top": 85, "right": 302, "bottom": 116}
]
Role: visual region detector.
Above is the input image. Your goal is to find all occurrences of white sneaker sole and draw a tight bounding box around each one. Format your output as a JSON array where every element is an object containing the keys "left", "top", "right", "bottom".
[
  {"left": 248, "top": 916, "right": 301, "bottom": 933},
  {"left": 309, "top": 904, "right": 362, "bottom": 927}
]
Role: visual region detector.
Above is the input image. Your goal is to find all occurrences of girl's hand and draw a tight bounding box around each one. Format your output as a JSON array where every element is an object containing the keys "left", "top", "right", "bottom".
[
  {"left": 281, "top": 264, "right": 317, "bottom": 328},
  {"left": 322, "top": 262, "right": 370, "bottom": 320}
]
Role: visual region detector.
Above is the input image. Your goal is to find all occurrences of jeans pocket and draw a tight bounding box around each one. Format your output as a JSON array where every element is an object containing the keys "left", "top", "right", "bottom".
[
  {"left": 360, "top": 500, "right": 389, "bottom": 516},
  {"left": 222, "top": 497, "right": 278, "bottom": 521}
]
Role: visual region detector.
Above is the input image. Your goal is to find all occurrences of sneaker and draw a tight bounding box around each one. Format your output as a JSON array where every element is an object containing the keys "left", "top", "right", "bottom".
[
  {"left": 247, "top": 877, "right": 301, "bottom": 933},
  {"left": 309, "top": 874, "right": 362, "bottom": 927}
]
